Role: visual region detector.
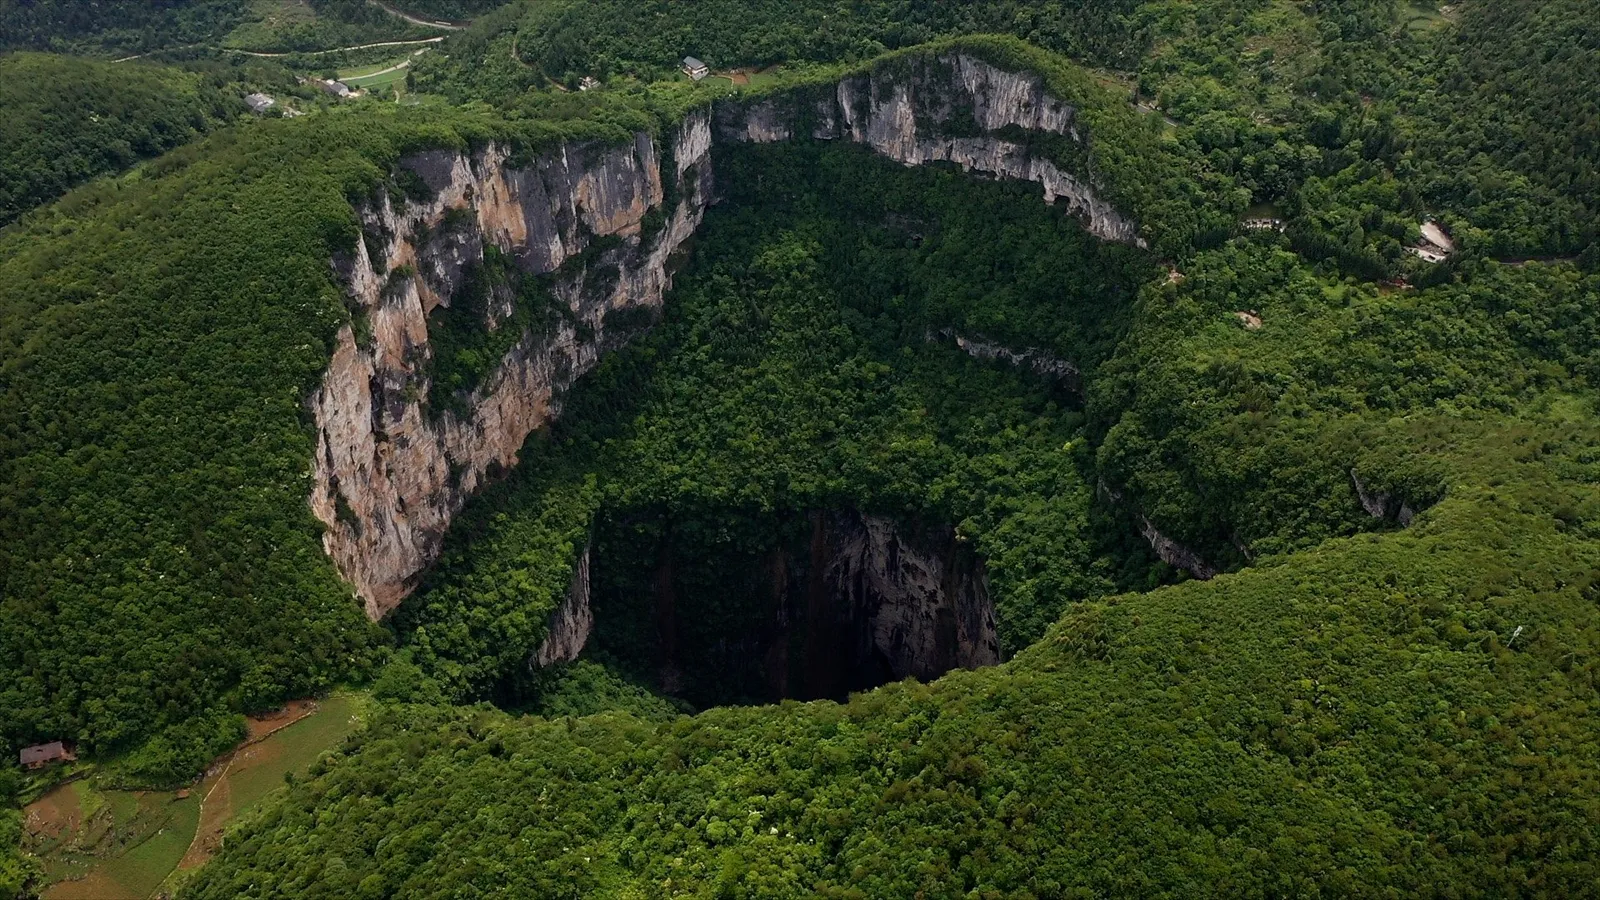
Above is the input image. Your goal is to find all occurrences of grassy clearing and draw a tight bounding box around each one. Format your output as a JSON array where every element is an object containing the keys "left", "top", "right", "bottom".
[
  {"left": 743, "top": 66, "right": 785, "bottom": 87},
  {"left": 26, "top": 694, "right": 368, "bottom": 899},
  {"left": 338, "top": 57, "right": 410, "bottom": 79},
  {"left": 340, "top": 54, "right": 417, "bottom": 96},
  {"left": 1405, "top": 1, "right": 1451, "bottom": 33},
  {"left": 223, "top": 0, "right": 318, "bottom": 50}
]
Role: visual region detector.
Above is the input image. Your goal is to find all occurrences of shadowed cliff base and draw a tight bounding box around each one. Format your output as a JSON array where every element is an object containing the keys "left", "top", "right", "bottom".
[{"left": 588, "top": 507, "right": 999, "bottom": 707}]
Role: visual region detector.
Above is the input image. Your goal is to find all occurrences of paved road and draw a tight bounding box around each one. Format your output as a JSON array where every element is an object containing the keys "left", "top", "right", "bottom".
[
  {"left": 367, "top": 0, "right": 465, "bottom": 30},
  {"left": 227, "top": 36, "right": 445, "bottom": 58}
]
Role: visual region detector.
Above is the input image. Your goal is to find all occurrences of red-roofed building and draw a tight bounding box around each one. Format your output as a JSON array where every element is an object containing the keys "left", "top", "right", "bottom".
[{"left": 19, "top": 741, "right": 75, "bottom": 770}]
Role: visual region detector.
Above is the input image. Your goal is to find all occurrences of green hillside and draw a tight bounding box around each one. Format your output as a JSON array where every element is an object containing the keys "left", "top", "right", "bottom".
[
  {"left": 3, "top": 1, "right": 1599, "bottom": 897},
  {"left": 0, "top": 53, "right": 240, "bottom": 225}
]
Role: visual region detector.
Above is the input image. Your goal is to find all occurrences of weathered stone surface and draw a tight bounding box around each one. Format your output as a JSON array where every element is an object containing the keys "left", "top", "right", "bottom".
[
  {"left": 718, "top": 53, "right": 1143, "bottom": 246},
  {"left": 936, "top": 329, "right": 1079, "bottom": 380},
  {"left": 826, "top": 512, "right": 1000, "bottom": 680},
  {"left": 1351, "top": 469, "right": 1417, "bottom": 527},
  {"left": 1137, "top": 515, "right": 1218, "bottom": 580},
  {"left": 1098, "top": 479, "right": 1218, "bottom": 580},
  {"left": 311, "top": 114, "right": 714, "bottom": 618},
  {"left": 533, "top": 544, "right": 593, "bottom": 668}
]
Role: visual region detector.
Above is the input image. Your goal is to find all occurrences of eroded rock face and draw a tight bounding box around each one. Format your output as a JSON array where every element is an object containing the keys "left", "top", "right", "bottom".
[
  {"left": 533, "top": 544, "right": 593, "bottom": 668},
  {"left": 824, "top": 511, "right": 1000, "bottom": 683},
  {"left": 1137, "top": 515, "right": 1218, "bottom": 580},
  {"left": 1351, "top": 469, "right": 1417, "bottom": 527},
  {"left": 716, "top": 53, "right": 1144, "bottom": 246},
  {"left": 1098, "top": 480, "right": 1218, "bottom": 580},
  {"left": 625, "top": 509, "right": 1000, "bottom": 701},
  {"left": 311, "top": 113, "right": 714, "bottom": 618},
  {"left": 935, "top": 328, "right": 1080, "bottom": 381},
  {"left": 312, "top": 53, "right": 1143, "bottom": 623}
]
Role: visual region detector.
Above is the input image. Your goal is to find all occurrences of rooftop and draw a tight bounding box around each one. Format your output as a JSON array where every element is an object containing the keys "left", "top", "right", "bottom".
[{"left": 20, "top": 741, "right": 74, "bottom": 767}]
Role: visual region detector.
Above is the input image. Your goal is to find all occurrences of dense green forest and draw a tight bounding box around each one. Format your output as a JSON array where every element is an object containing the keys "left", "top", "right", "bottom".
[
  {"left": 0, "top": 0, "right": 250, "bottom": 56},
  {"left": 390, "top": 143, "right": 1162, "bottom": 708},
  {"left": 5, "top": 0, "right": 1600, "bottom": 896},
  {"left": 184, "top": 131, "right": 1600, "bottom": 897},
  {"left": 0, "top": 53, "right": 241, "bottom": 224},
  {"left": 0, "top": 0, "right": 452, "bottom": 56},
  {"left": 414, "top": 0, "right": 1600, "bottom": 269}
]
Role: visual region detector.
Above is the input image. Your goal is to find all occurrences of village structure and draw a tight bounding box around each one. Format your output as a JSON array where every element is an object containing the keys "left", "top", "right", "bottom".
[
  {"left": 244, "top": 92, "right": 276, "bottom": 113},
  {"left": 1408, "top": 219, "right": 1455, "bottom": 263},
  {"left": 682, "top": 56, "right": 709, "bottom": 81},
  {"left": 317, "top": 78, "right": 357, "bottom": 98},
  {"left": 19, "top": 741, "right": 75, "bottom": 770}
]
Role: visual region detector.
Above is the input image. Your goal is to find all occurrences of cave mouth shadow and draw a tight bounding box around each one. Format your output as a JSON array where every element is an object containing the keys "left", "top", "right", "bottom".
[{"left": 588, "top": 505, "right": 1000, "bottom": 708}]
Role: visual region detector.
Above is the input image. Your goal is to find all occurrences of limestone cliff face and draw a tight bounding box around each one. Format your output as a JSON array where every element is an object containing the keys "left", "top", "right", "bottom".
[
  {"left": 636, "top": 509, "right": 1000, "bottom": 701},
  {"left": 1098, "top": 479, "right": 1218, "bottom": 580},
  {"left": 311, "top": 113, "right": 714, "bottom": 618},
  {"left": 312, "top": 52, "right": 1142, "bottom": 623},
  {"left": 533, "top": 544, "right": 592, "bottom": 668},
  {"left": 824, "top": 512, "right": 1000, "bottom": 682},
  {"left": 716, "top": 53, "right": 1145, "bottom": 247},
  {"left": 1351, "top": 469, "right": 1417, "bottom": 527}
]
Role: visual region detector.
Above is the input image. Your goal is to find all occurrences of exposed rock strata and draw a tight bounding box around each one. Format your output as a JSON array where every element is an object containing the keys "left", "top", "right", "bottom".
[
  {"left": 822, "top": 511, "right": 1000, "bottom": 684},
  {"left": 1137, "top": 515, "right": 1218, "bottom": 580},
  {"left": 630, "top": 510, "right": 999, "bottom": 701},
  {"left": 716, "top": 53, "right": 1145, "bottom": 246},
  {"left": 311, "top": 53, "right": 1143, "bottom": 624},
  {"left": 1351, "top": 469, "right": 1417, "bottom": 527},
  {"left": 936, "top": 328, "right": 1079, "bottom": 381},
  {"left": 1098, "top": 479, "right": 1218, "bottom": 580},
  {"left": 533, "top": 545, "right": 593, "bottom": 668},
  {"left": 311, "top": 114, "right": 714, "bottom": 618}
]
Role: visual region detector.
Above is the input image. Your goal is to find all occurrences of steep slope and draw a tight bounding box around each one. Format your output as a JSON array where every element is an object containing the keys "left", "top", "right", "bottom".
[
  {"left": 0, "top": 53, "right": 237, "bottom": 225},
  {"left": 0, "top": 36, "right": 1163, "bottom": 772},
  {"left": 311, "top": 44, "right": 1153, "bottom": 618}
]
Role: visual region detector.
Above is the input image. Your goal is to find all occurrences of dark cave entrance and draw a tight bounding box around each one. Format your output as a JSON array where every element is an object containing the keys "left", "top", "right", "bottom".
[{"left": 587, "top": 506, "right": 999, "bottom": 707}]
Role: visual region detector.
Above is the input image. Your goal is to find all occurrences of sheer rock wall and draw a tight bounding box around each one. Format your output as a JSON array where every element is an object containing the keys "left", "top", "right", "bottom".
[{"left": 310, "top": 53, "right": 1141, "bottom": 626}]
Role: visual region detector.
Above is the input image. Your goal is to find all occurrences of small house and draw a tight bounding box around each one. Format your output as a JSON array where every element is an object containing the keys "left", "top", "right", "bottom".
[
  {"left": 578, "top": 76, "right": 601, "bottom": 92},
  {"left": 682, "top": 56, "right": 709, "bottom": 81},
  {"left": 244, "top": 92, "right": 276, "bottom": 113},
  {"left": 318, "top": 79, "right": 355, "bottom": 99},
  {"left": 20, "top": 741, "right": 76, "bottom": 770},
  {"left": 1407, "top": 218, "right": 1455, "bottom": 263}
]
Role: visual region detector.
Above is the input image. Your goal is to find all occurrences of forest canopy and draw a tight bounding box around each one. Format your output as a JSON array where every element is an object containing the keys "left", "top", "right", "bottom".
[{"left": 3, "top": 1, "right": 1600, "bottom": 897}]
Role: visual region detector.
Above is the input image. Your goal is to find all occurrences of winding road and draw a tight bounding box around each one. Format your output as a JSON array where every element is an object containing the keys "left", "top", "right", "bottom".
[
  {"left": 367, "top": 0, "right": 465, "bottom": 30},
  {"left": 225, "top": 36, "right": 445, "bottom": 58}
]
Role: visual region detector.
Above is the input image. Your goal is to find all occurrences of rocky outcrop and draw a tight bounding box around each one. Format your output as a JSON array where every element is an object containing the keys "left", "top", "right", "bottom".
[
  {"left": 311, "top": 113, "right": 714, "bottom": 618},
  {"left": 1098, "top": 480, "right": 1218, "bottom": 580},
  {"left": 533, "top": 545, "right": 593, "bottom": 668},
  {"left": 716, "top": 53, "right": 1144, "bottom": 246},
  {"left": 1137, "top": 515, "right": 1218, "bottom": 580},
  {"left": 628, "top": 509, "right": 1000, "bottom": 701},
  {"left": 935, "top": 328, "right": 1079, "bottom": 381},
  {"left": 312, "top": 52, "right": 1143, "bottom": 622},
  {"left": 1351, "top": 469, "right": 1416, "bottom": 527},
  {"left": 824, "top": 511, "right": 999, "bottom": 682}
]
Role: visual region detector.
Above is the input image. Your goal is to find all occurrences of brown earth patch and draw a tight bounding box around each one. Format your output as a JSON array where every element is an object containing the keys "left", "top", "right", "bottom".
[
  {"left": 23, "top": 783, "right": 82, "bottom": 844},
  {"left": 246, "top": 699, "right": 318, "bottom": 742},
  {"left": 175, "top": 702, "right": 312, "bottom": 872}
]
